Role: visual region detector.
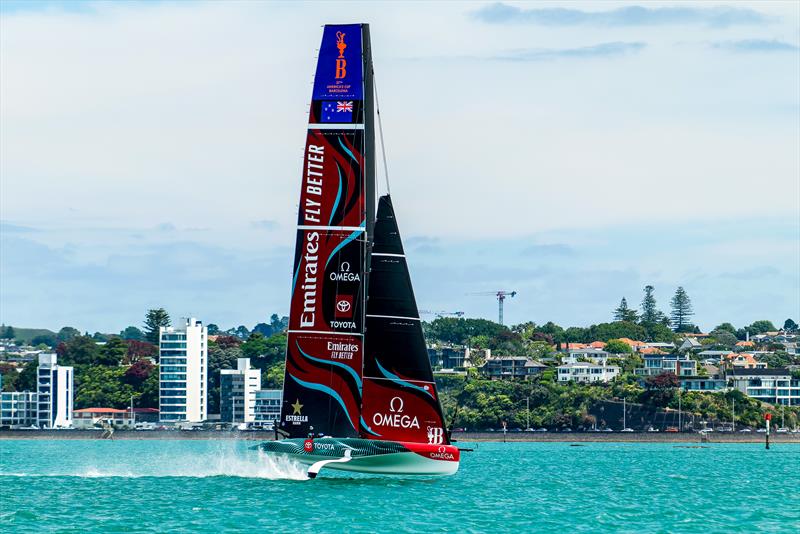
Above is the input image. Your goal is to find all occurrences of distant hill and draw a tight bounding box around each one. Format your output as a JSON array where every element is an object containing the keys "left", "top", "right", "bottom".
[{"left": 5, "top": 327, "right": 57, "bottom": 344}]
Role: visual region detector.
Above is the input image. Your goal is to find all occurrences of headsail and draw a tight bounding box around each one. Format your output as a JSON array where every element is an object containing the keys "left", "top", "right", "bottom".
[
  {"left": 360, "top": 196, "right": 450, "bottom": 445},
  {"left": 279, "top": 24, "right": 375, "bottom": 438}
]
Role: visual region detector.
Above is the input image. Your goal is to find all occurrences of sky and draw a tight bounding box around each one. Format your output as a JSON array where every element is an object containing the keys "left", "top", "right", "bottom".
[{"left": 1, "top": 1, "right": 798, "bottom": 333}]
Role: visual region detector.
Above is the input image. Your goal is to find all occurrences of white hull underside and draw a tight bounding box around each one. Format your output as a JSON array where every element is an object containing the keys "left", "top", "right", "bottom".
[{"left": 279, "top": 451, "right": 459, "bottom": 476}]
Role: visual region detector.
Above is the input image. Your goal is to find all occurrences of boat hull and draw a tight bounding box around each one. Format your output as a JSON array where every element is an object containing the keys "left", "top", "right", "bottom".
[{"left": 258, "top": 437, "right": 460, "bottom": 476}]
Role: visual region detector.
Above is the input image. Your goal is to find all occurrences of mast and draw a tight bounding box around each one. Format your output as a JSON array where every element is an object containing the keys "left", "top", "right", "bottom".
[{"left": 279, "top": 24, "right": 374, "bottom": 439}]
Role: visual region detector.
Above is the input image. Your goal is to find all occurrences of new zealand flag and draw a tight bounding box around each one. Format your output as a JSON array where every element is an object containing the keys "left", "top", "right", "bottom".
[{"left": 321, "top": 101, "right": 354, "bottom": 123}]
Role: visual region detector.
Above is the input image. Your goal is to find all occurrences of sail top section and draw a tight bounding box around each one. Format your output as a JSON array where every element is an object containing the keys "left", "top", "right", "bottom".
[{"left": 312, "top": 24, "right": 364, "bottom": 102}]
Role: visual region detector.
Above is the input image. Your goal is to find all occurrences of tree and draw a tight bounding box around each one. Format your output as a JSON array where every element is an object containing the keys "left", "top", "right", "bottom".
[
  {"left": 670, "top": 287, "right": 695, "bottom": 332},
  {"left": 120, "top": 326, "right": 144, "bottom": 341},
  {"left": 207, "top": 323, "right": 220, "bottom": 335},
  {"left": 15, "top": 360, "right": 39, "bottom": 391},
  {"left": 605, "top": 339, "right": 633, "bottom": 354},
  {"left": 31, "top": 333, "right": 57, "bottom": 347},
  {"left": 713, "top": 323, "right": 737, "bottom": 335},
  {"left": 59, "top": 335, "right": 100, "bottom": 366},
  {"left": 242, "top": 333, "right": 268, "bottom": 359},
  {"left": 56, "top": 327, "right": 81, "bottom": 343},
  {"left": 97, "top": 337, "right": 128, "bottom": 366},
  {"left": 1, "top": 326, "right": 15, "bottom": 339},
  {"left": 709, "top": 330, "right": 737, "bottom": 348},
  {"left": 143, "top": 308, "right": 171, "bottom": 344},
  {"left": 125, "top": 340, "right": 157, "bottom": 364},
  {"left": 428, "top": 318, "right": 508, "bottom": 345},
  {"left": 251, "top": 323, "right": 274, "bottom": 337},
  {"left": 640, "top": 285, "right": 667, "bottom": 325},
  {"left": 749, "top": 320, "right": 776, "bottom": 334},
  {"left": 271, "top": 314, "right": 287, "bottom": 332},
  {"left": 0, "top": 363, "right": 18, "bottom": 391},
  {"left": 214, "top": 335, "right": 241, "bottom": 350},
  {"left": 642, "top": 372, "right": 679, "bottom": 407},
  {"left": 207, "top": 342, "right": 244, "bottom": 414},
  {"left": 234, "top": 325, "right": 250, "bottom": 339},
  {"left": 586, "top": 321, "right": 646, "bottom": 342},
  {"left": 73, "top": 366, "right": 136, "bottom": 410},
  {"left": 784, "top": 319, "right": 798, "bottom": 333},
  {"left": 123, "top": 360, "right": 155, "bottom": 387},
  {"left": 613, "top": 298, "right": 638, "bottom": 323}
]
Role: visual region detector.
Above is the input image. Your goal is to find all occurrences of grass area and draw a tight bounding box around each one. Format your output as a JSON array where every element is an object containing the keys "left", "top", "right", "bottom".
[{"left": 5, "top": 327, "right": 57, "bottom": 344}]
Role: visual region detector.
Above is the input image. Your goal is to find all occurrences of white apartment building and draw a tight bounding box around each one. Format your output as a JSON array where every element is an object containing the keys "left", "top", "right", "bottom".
[
  {"left": 0, "top": 391, "right": 39, "bottom": 427},
  {"left": 159, "top": 318, "right": 207, "bottom": 423},
  {"left": 253, "top": 389, "right": 282, "bottom": 428},
  {"left": 37, "top": 353, "right": 73, "bottom": 428},
  {"left": 220, "top": 358, "right": 262, "bottom": 423},
  {"left": 557, "top": 362, "right": 620, "bottom": 384}
]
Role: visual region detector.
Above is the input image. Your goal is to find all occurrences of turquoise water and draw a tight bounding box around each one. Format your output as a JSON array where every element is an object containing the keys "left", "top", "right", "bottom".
[{"left": 1, "top": 440, "right": 798, "bottom": 533}]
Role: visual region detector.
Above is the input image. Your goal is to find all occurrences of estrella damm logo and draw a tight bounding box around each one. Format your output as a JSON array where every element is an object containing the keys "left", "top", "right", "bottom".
[{"left": 335, "top": 31, "right": 347, "bottom": 79}]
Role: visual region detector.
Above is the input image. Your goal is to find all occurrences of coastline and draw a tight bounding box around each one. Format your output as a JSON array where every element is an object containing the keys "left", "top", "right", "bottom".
[{"left": 1, "top": 429, "right": 798, "bottom": 443}]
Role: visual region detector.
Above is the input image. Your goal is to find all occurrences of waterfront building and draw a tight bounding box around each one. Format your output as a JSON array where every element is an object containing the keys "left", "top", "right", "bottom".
[
  {"left": 557, "top": 362, "right": 620, "bottom": 383},
  {"left": 481, "top": 356, "right": 546, "bottom": 380},
  {"left": 220, "top": 358, "right": 261, "bottom": 423},
  {"left": 728, "top": 368, "right": 800, "bottom": 406},
  {"left": 0, "top": 391, "right": 38, "bottom": 427},
  {"left": 73, "top": 407, "right": 134, "bottom": 429},
  {"left": 561, "top": 348, "right": 609, "bottom": 365},
  {"left": 679, "top": 377, "right": 727, "bottom": 392},
  {"left": 37, "top": 353, "right": 73, "bottom": 429},
  {"left": 635, "top": 354, "right": 697, "bottom": 377},
  {"left": 253, "top": 389, "right": 282, "bottom": 428},
  {"left": 159, "top": 318, "right": 207, "bottom": 423},
  {"left": 427, "top": 345, "right": 470, "bottom": 370}
]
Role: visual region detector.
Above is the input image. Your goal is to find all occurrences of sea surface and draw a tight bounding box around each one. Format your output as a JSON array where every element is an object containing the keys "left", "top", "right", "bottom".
[{"left": 1, "top": 439, "right": 798, "bottom": 533}]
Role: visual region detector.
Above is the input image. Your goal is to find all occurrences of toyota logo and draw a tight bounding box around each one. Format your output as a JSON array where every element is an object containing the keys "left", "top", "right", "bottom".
[{"left": 336, "top": 300, "right": 351, "bottom": 313}]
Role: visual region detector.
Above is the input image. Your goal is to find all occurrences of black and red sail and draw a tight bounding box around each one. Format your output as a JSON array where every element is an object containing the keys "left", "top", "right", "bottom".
[
  {"left": 360, "top": 196, "right": 450, "bottom": 445},
  {"left": 280, "top": 24, "right": 374, "bottom": 438}
]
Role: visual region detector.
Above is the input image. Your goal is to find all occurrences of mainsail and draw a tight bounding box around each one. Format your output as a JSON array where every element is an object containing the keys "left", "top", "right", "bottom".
[
  {"left": 280, "top": 24, "right": 448, "bottom": 446},
  {"left": 279, "top": 24, "right": 374, "bottom": 438},
  {"left": 360, "top": 196, "right": 450, "bottom": 445}
]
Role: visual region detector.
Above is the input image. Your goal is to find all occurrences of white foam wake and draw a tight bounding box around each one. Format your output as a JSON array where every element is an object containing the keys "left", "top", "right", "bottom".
[{"left": 1, "top": 443, "right": 308, "bottom": 480}]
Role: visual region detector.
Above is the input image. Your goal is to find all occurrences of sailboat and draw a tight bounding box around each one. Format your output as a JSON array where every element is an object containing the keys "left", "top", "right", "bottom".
[{"left": 258, "top": 24, "right": 460, "bottom": 478}]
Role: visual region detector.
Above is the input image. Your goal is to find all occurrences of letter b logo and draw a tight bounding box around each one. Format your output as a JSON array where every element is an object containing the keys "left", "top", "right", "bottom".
[
  {"left": 335, "top": 59, "right": 347, "bottom": 79},
  {"left": 428, "top": 427, "right": 444, "bottom": 444}
]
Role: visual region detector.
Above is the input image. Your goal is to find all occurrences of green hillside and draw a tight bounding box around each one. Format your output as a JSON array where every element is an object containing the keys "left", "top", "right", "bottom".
[{"left": 3, "top": 326, "right": 57, "bottom": 344}]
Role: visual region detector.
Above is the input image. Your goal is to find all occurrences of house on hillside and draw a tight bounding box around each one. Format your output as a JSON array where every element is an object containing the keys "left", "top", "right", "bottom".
[
  {"left": 679, "top": 338, "right": 702, "bottom": 352},
  {"left": 557, "top": 362, "right": 619, "bottom": 383},
  {"left": 561, "top": 348, "right": 610, "bottom": 365},
  {"left": 728, "top": 368, "right": 800, "bottom": 406},
  {"left": 480, "top": 356, "right": 546, "bottom": 380},
  {"left": 635, "top": 353, "right": 697, "bottom": 377}
]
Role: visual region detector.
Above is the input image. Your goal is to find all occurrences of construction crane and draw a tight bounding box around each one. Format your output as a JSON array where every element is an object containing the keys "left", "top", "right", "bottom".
[
  {"left": 419, "top": 310, "right": 466, "bottom": 319},
  {"left": 467, "top": 291, "right": 517, "bottom": 325}
]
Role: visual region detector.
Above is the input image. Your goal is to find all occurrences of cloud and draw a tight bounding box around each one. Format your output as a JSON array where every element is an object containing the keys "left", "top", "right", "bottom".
[
  {"left": 155, "top": 222, "right": 176, "bottom": 232},
  {"left": 0, "top": 0, "right": 96, "bottom": 15},
  {"left": 521, "top": 244, "right": 573, "bottom": 257},
  {"left": 472, "top": 3, "right": 772, "bottom": 27},
  {"left": 489, "top": 42, "right": 645, "bottom": 61},
  {"left": 251, "top": 220, "right": 279, "bottom": 231},
  {"left": 0, "top": 220, "right": 39, "bottom": 233},
  {"left": 711, "top": 39, "right": 800, "bottom": 53}
]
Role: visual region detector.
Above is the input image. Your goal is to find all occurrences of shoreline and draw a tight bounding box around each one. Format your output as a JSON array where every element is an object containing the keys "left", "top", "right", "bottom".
[{"left": 1, "top": 430, "right": 798, "bottom": 443}]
